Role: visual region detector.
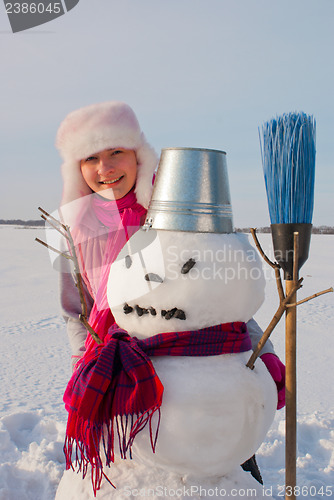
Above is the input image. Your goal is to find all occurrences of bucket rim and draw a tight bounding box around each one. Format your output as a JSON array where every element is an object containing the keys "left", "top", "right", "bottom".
[{"left": 161, "top": 147, "right": 227, "bottom": 155}]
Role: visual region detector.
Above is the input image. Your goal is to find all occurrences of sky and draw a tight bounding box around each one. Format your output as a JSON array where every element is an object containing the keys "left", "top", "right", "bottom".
[{"left": 0, "top": 0, "right": 333, "bottom": 227}]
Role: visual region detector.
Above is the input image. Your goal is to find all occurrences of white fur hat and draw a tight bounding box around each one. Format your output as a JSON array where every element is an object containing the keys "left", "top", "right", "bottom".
[{"left": 56, "top": 101, "right": 158, "bottom": 209}]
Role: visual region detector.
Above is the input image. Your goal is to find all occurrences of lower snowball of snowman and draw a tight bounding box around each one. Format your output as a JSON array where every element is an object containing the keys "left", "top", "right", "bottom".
[
  {"left": 130, "top": 353, "right": 277, "bottom": 475},
  {"left": 55, "top": 356, "right": 276, "bottom": 499}
]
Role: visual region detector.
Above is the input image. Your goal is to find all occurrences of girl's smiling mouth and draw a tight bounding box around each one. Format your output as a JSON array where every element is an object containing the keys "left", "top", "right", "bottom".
[{"left": 100, "top": 175, "right": 124, "bottom": 185}]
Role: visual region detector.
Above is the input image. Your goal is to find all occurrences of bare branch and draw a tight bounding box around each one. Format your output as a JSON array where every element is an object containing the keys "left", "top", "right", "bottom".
[
  {"left": 41, "top": 215, "right": 69, "bottom": 240},
  {"left": 35, "top": 238, "right": 73, "bottom": 260},
  {"left": 246, "top": 277, "right": 304, "bottom": 370},
  {"left": 64, "top": 224, "right": 102, "bottom": 344},
  {"left": 80, "top": 315, "right": 103, "bottom": 345},
  {"left": 286, "top": 287, "right": 333, "bottom": 308},
  {"left": 251, "top": 228, "right": 285, "bottom": 301},
  {"left": 36, "top": 207, "right": 102, "bottom": 345},
  {"left": 38, "top": 207, "right": 67, "bottom": 231},
  {"left": 275, "top": 266, "right": 285, "bottom": 302},
  {"left": 66, "top": 229, "right": 88, "bottom": 319},
  {"left": 246, "top": 301, "right": 286, "bottom": 369},
  {"left": 250, "top": 228, "right": 278, "bottom": 269}
]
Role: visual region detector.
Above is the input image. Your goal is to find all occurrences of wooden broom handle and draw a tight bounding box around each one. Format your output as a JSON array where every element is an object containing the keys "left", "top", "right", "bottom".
[
  {"left": 285, "top": 280, "right": 297, "bottom": 499},
  {"left": 285, "top": 232, "right": 299, "bottom": 500}
]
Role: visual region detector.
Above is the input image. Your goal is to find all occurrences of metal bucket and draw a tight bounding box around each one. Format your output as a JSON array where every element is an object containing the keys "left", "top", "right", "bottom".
[{"left": 143, "top": 147, "right": 234, "bottom": 233}]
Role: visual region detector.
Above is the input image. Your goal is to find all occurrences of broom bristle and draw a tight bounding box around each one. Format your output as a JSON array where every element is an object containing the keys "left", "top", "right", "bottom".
[{"left": 259, "top": 112, "right": 316, "bottom": 224}]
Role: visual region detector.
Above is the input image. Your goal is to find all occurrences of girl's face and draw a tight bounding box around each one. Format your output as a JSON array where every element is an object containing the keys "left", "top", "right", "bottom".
[{"left": 80, "top": 148, "right": 138, "bottom": 200}]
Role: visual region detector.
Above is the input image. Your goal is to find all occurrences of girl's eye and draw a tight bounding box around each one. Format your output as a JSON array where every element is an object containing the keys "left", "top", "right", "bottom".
[
  {"left": 85, "top": 156, "right": 98, "bottom": 162},
  {"left": 111, "top": 150, "right": 123, "bottom": 156}
]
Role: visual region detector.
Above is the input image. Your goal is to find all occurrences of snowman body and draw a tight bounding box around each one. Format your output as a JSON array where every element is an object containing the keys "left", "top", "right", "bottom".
[
  {"left": 56, "top": 229, "right": 277, "bottom": 499},
  {"left": 107, "top": 229, "right": 277, "bottom": 475}
]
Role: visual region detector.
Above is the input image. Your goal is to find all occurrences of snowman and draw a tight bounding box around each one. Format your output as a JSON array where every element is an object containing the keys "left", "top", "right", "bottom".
[{"left": 56, "top": 148, "right": 278, "bottom": 499}]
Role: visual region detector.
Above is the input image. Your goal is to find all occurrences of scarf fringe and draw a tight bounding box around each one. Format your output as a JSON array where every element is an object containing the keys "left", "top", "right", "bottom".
[
  {"left": 127, "top": 405, "right": 161, "bottom": 452},
  {"left": 64, "top": 406, "right": 161, "bottom": 496}
]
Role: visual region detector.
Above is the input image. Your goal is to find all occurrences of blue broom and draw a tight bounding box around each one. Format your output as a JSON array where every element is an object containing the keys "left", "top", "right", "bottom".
[
  {"left": 259, "top": 111, "right": 316, "bottom": 500},
  {"left": 259, "top": 112, "right": 316, "bottom": 279}
]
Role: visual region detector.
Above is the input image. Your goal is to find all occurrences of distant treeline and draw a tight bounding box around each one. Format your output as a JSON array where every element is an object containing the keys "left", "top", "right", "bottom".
[
  {"left": 235, "top": 226, "right": 334, "bottom": 234},
  {"left": 1, "top": 219, "right": 334, "bottom": 233},
  {"left": 0, "top": 219, "right": 44, "bottom": 227}
]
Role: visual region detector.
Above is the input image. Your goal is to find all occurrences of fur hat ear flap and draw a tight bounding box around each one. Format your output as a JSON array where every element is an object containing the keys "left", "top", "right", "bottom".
[
  {"left": 60, "top": 160, "right": 92, "bottom": 206},
  {"left": 135, "top": 135, "right": 159, "bottom": 209}
]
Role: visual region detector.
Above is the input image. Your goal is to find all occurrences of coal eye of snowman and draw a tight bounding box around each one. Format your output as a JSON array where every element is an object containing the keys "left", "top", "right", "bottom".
[
  {"left": 144, "top": 273, "right": 164, "bottom": 283},
  {"left": 125, "top": 255, "right": 132, "bottom": 269},
  {"left": 181, "top": 258, "right": 196, "bottom": 274}
]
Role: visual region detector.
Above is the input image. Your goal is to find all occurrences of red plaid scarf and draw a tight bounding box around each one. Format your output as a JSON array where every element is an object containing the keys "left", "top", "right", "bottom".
[{"left": 64, "top": 322, "right": 251, "bottom": 494}]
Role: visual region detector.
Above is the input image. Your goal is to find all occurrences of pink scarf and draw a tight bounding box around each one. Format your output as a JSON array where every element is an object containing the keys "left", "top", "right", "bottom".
[
  {"left": 63, "top": 190, "right": 146, "bottom": 405},
  {"left": 83, "top": 191, "right": 146, "bottom": 351}
]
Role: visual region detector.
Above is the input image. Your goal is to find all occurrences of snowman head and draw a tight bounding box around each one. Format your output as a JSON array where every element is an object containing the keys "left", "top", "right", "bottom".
[{"left": 107, "top": 229, "right": 265, "bottom": 337}]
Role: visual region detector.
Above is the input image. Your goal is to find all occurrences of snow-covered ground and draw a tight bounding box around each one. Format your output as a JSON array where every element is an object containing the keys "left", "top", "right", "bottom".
[{"left": 0, "top": 226, "right": 333, "bottom": 500}]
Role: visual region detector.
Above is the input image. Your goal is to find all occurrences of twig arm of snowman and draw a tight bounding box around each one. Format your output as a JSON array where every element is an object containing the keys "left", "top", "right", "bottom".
[
  {"left": 285, "top": 288, "right": 333, "bottom": 307},
  {"left": 35, "top": 207, "right": 103, "bottom": 345},
  {"left": 246, "top": 228, "right": 333, "bottom": 370},
  {"left": 249, "top": 227, "right": 285, "bottom": 301},
  {"left": 246, "top": 278, "right": 303, "bottom": 369}
]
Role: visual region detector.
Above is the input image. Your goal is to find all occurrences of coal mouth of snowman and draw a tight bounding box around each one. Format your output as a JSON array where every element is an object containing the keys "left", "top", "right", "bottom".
[{"left": 123, "top": 303, "right": 186, "bottom": 321}]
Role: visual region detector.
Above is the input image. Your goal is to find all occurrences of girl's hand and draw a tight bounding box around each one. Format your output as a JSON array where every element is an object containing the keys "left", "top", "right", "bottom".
[{"left": 260, "top": 353, "right": 286, "bottom": 410}]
